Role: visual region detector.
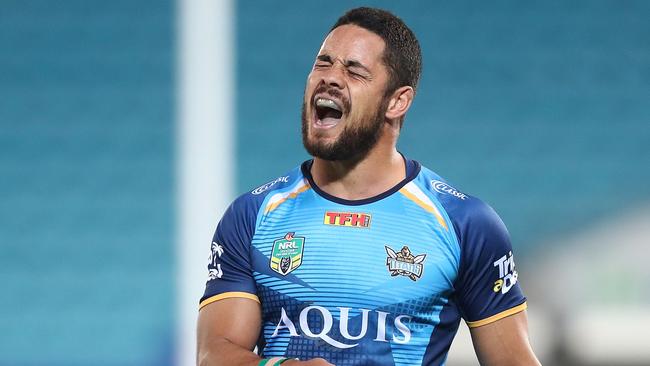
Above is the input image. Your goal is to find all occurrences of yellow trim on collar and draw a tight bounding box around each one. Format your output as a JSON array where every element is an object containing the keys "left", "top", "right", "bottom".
[
  {"left": 265, "top": 184, "right": 311, "bottom": 214},
  {"left": 399, "top": 187, "right": 449, "bottom": 231}
]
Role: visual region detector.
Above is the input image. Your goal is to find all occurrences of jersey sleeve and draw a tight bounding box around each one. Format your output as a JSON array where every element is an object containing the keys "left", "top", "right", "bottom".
[
  {"left": 452, "top": 198, "right": 527, "bottom": 327},
  {"left": 199, "top": 194, "right": 261, "bottom": 309}
]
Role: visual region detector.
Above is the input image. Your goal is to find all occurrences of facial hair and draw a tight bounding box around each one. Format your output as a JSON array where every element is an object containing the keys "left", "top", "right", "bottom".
[{"left": 301, "top": 95, "right": 389, "bottom": 162}]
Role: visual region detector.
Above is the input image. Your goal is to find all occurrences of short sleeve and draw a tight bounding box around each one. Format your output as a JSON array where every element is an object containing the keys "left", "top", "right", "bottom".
[
  {"left": 452, "top": 199, "right": 527, "bottom": 327},
  {"left": 199, "top": 195, "right": 260, "bottom": 309}
]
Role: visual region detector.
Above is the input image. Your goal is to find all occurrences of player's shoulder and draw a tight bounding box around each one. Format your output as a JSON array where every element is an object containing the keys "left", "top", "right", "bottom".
[
  {"left": 226, "top": 163, "right": 306, "bottom": 217},
  {"left": 414, "top": 163, "right": 506, "bottom": 239}
]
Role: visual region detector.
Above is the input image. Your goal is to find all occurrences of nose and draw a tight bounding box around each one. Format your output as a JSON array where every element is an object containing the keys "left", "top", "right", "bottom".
[{"left": 321, "top": 63, "right": 345, "bottom": 90}]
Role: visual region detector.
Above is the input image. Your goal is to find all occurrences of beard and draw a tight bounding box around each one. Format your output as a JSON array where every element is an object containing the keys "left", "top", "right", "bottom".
[{"left": 301, "top": 97, "right": 389, "bottom": 162}]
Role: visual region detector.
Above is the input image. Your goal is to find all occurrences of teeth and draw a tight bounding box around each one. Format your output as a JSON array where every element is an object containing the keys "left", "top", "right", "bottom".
[{"left": 315, "top": 98, "right": 342, "bottom": 112}]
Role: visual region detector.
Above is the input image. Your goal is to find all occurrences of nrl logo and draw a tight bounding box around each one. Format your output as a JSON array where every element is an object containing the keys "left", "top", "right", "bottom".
[
  {"left": 385, "top": 245, "right": 426, "bottom": 281},
  {"left": 270, "top": 232, "right": 305, "bottom": 275}
]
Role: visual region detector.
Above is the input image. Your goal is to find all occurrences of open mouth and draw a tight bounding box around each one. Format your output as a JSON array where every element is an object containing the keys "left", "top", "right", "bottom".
[{"left": 314, "top": 97, "right": 343, "bottom": 128}]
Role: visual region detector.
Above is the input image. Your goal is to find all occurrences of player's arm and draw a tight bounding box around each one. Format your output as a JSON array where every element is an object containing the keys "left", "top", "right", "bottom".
[
  {"left": 197, "top": 298, "right": 262, "bottom": 366},
  {"left": 447, "top": 196, "right": 540, "bottom": 365},
  {"left": 197, "top": 195, "right": 333, "bottom": 366},
  {"left": 197, "top": 196, "right": 267, "bottom": 366},
  {"left": 469, "top": 310, "right": 541, "bottom": 366},
  {"left": 197, "top": 299, "right": 334, "bottom": 366}
]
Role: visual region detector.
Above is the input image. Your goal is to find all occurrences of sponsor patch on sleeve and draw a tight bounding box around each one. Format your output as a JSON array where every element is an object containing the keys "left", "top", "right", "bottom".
[{"left": 431, "top": 180, "right": 467, "bottom": 200}]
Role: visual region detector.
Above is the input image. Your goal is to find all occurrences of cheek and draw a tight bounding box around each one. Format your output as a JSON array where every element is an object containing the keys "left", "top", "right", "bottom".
[
  {"left": 305, "top": 74, "right": 319, "bottom": 96},
  {"left": 350, "top": 89, "right": 382, "bottom": 116}
]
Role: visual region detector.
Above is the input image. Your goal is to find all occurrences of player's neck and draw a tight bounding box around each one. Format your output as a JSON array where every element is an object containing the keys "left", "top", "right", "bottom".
[{"left": 310, "top": 144, "right": 405, "bottom": 201}]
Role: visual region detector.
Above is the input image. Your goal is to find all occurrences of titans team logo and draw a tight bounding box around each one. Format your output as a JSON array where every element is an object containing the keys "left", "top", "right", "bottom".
[
  {"left": 385, "top": 245, "right": 426, "bottom": 281},
  {"left": 270, "top": 232, "right": 305, "bottom": 275}
]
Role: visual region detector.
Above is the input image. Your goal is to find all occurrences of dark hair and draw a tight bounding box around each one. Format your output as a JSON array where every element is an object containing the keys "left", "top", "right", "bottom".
[{"left": 331, "top": 7, "right": 422, "bottom": 95}]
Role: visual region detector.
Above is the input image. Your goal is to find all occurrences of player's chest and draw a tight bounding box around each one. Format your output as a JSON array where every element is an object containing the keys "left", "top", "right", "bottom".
[{"left": 250, "top": 204, "right": 459, "bottom": 305}]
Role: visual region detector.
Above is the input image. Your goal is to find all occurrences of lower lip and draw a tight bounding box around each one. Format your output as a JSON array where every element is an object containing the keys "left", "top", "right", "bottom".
[{"left": 314, "top": 118, "right": 340, "bottom": 129}]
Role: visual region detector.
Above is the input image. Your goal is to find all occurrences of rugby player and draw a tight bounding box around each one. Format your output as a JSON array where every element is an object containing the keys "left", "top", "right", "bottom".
[{"left": 197, "top": 7, "right": 541, "bottom": 366}]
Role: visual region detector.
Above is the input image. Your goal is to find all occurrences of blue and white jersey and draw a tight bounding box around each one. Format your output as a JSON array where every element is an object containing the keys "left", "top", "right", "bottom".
[{"left": 201, "top": 158, "right": 527, "bottom": 366}]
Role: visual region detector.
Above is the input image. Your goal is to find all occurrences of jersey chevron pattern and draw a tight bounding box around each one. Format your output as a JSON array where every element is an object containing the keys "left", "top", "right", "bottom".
[{"left": 201, "top": 158, "right": 527, "bottom": 366}]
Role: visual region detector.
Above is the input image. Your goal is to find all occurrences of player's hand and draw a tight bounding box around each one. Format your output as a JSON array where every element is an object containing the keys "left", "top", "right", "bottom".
[{"left": 282, "top": 358, "right": 334, "bottom": 366}]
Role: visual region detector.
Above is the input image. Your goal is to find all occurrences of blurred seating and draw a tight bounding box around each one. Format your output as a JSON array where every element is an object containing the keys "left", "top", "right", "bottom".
[
  {"left": 237, "top": 0, "right": 650, "bottom": 253},
  {"left": 0, "top": 1, "right": 174, "bottom": 365}
]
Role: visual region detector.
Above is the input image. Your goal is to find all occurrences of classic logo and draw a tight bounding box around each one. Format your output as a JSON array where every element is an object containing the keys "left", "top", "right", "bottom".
[
  {"left": 252, "top": 176, "right": 290, "bottom": 195},
  {"left": 323, "top": 212, "right": 371, "bottom": 228},
  {"left": 270, "top": 232, "right": 305, "bottom": 275},
  {"left": 385, "top": 246, "right": 426, "bottom": 281},
  {"left": 493, "top": 251, "right": 519, "bottom": 294},
  {"left": 431, "top": 180, "right": 467, "bottom": 200},
  {"left": 207, "top": 241, "right": 224, "bottom": 280}
]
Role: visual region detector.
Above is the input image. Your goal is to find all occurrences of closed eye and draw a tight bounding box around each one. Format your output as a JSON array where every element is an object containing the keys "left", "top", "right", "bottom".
[
  {"left": 314, "top": 54, "right": 371, "bottom": 79},
  {"left": 315, "top": 54, "right": 333, "bottom": 66},
  {"left": 345, "top": 60, "right": 371, "bottom": 80},
  {"left": 348, "top": 69, "right": 368, "bottom": 79}
]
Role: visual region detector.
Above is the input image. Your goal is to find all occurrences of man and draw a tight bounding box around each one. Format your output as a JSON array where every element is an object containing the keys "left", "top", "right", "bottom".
[{"left": 197, "top": 7, "right": 540, "bottom": 366}]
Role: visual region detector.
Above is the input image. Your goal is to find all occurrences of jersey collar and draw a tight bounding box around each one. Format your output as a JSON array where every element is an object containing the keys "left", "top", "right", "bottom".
[{"left": 300, "top": 154, "right": 421, "bottom": 206}]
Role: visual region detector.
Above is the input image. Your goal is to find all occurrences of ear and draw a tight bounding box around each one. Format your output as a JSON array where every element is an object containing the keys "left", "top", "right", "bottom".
[{"left": 384, "top": 86, "right": 415, "bottom": 121}]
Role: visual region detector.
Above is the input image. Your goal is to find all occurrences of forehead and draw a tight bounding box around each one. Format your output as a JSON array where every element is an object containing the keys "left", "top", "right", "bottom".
[{"left": 318, "top": 24, "right": 386, "bottom": 67}]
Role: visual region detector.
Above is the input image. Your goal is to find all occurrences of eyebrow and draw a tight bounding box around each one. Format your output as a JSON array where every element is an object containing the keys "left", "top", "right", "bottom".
[{"left": 316, "top": 54, "right": 371, "bottom": 74}]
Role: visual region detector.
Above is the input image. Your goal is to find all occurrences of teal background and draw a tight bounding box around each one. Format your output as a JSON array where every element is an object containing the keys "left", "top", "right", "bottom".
[
  {"left": 0, "top": 1, "right": 173, "bottom": 365},
  {"left": 0, "top": 0, "right": 648, "bottom": 364},
  {"left": 236, "top": 0, "right": 650, "bottom": 253}
]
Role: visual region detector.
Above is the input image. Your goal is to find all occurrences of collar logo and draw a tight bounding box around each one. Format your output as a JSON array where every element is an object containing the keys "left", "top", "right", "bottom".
[
  {"left": 431, "top": 180, "right": 467, "bottom": 200},
  {"left": 252, "top": 176, "right": 290, "bottom": 195},
  {"left": 385, "top": 245, "right": 426, "bottom": 281},
  {"left": 323, "top": 212, "right": 371, "bottom": 228},
  {"left": 270, "top": 232, "right": 305, "bottom": 275}
]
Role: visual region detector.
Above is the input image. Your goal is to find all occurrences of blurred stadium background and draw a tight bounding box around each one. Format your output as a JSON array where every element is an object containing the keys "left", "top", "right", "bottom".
[{"left": 1, "top": 0, "right": 648, "bottom": 365}]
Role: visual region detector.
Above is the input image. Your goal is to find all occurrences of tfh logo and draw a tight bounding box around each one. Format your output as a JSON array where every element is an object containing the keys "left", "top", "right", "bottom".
[{"left": 323, "top": 212, "right": 371, "bottom": 228}]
